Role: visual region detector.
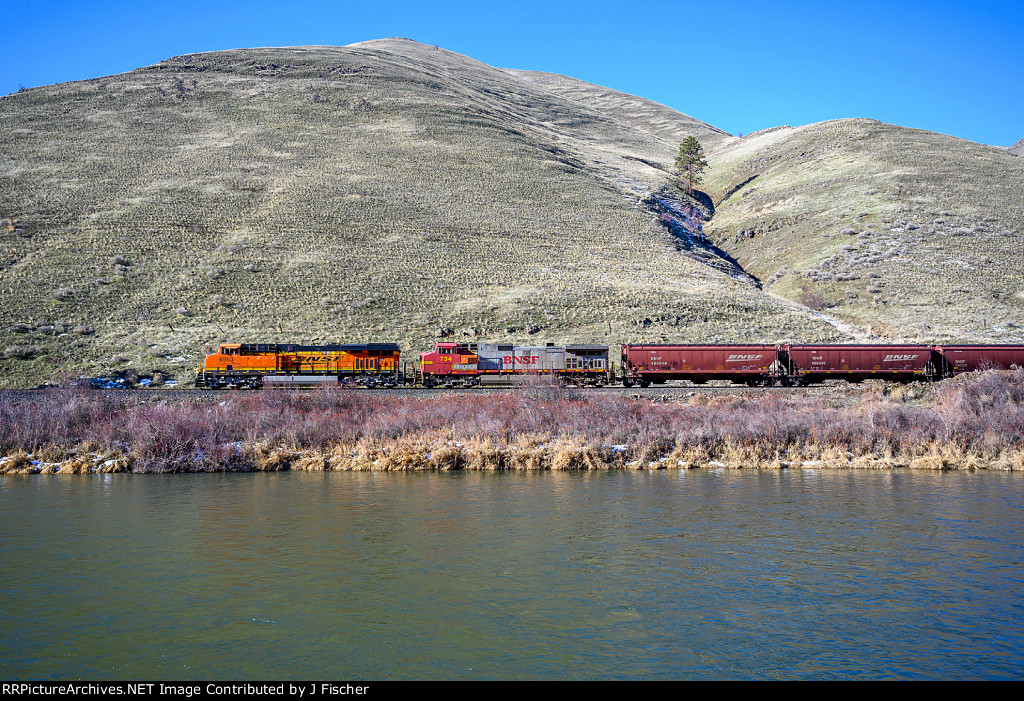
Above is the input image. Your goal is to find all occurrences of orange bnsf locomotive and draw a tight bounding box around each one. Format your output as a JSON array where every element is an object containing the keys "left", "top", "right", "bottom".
[{"left": 197, "top": 342, "right": 401, "bottom": 389}]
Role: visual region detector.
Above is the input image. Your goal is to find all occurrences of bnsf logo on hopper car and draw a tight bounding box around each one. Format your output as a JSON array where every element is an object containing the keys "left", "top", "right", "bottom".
[
  {"left": 503, "top": 355, "right": 539, "bottom": 365},
  {"left": 725, "top": 354, "right": 764, "bottom": 362},
  {"left": 883, "top": 354, "right": 919, "bottom": 362}
]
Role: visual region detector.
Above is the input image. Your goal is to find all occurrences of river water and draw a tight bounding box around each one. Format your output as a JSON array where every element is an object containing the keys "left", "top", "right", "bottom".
[{"left": 1, "top": 470, "right": 1022, "bottom": 680}]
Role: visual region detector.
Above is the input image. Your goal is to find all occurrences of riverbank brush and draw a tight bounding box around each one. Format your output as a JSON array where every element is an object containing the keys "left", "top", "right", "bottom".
[{"left": 1, "top": 369, "right": 1022, "bottom": 474}]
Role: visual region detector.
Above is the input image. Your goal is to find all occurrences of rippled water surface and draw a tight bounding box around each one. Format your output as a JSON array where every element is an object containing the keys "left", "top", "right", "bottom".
[{"left": 2, "top": 470, "right": 1023, "bottom": 680}]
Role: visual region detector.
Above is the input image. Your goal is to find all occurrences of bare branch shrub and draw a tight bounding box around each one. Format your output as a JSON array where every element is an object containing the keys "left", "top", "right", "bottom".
[
  {"left": 799, "top": 286, "right": 827, "bottom": 310},
  {"left": 514, "top": 373, "right": 583, "bottom": 402},
  {"left": 3, "top": 345, "right": 43, "bottom": 360}
]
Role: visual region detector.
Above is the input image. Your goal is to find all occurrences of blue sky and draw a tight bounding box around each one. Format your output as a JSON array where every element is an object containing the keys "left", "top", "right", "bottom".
[{"left": 3, "top": 0, "right": 1022, "bottom": 146}]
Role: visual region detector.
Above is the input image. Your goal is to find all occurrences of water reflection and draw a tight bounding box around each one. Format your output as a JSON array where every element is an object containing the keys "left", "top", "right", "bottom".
[{"left": 1, "top": 470, "right": 1022, "bottom": 679}]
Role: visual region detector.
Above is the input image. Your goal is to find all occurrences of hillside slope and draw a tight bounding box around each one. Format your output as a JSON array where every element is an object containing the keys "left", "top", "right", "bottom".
[
  {"left": 705, "top": 120, "right": 1024, "bottom": 342},
  {"left": 0, "top": 39, "right": 838, "bottom": 386},
  {"left": 503, "top": 69, "right": 733, "bottom": 152}
]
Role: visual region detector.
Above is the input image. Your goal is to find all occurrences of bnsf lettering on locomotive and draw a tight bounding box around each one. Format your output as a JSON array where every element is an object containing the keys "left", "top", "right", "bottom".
[
  {"left": 883, "top": 354, "right": 918, "bottom": 362},
  {"left": 725, "top": 354, "right": 764, "bottom": 362},
  {"left": 502, "top": 355, "right": 539, "bottom": 364}
]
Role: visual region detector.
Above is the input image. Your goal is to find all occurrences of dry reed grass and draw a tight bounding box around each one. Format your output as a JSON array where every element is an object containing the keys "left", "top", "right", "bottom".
[{"left": 1, "top": 368, "right": 1022, "bottom": 473}]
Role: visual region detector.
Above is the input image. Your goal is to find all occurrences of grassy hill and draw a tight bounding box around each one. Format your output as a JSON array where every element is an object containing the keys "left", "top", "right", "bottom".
[
  {"left": 0, "top": 38, "right": 1020, "bottom": 387},
  {"left": 704, "top": 120, "right": 1024, "bottom": 342},
  {"left": 502, "top": 69, "right": 734, "bottom": 151},
  {"left": 0, "top": 39, "right": 843, "bottom": 386}
]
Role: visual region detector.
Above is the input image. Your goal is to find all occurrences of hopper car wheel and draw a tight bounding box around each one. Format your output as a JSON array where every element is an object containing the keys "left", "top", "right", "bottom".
[{"left": 622, "top": 378, "right": 634, "bottom": 388}]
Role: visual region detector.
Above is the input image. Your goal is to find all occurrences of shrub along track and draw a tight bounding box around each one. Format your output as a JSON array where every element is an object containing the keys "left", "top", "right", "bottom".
[
  {"left": 1, "top": 382, "right": 858, "bottom": 406},
  {"left": 6, "top": 370, "right": 1018, "bottom": 474}
]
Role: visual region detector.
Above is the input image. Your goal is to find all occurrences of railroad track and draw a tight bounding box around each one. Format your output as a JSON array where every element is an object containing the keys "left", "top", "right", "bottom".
[{"left": 0, "top": 382, "right": 854, "bottom": 406}]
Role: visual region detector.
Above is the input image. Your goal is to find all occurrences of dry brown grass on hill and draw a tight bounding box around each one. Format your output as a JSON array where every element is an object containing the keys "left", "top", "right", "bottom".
[
  {"left": 705, "top": 119, "right": 1024, "bottom": 343},
  {"left": 1, "top": 39, "right": 1020, "bottom": 388},
  {"left": 0, "top": 39, "right": 842, "bottom": 387},
  {"left": 502, "top": 69, "right": 734, "bottom": 151}
]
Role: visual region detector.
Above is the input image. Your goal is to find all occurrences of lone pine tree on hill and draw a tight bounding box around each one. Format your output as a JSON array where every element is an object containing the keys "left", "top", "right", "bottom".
[{"left": 675, "top": 136, "right": 708, "bottom": 196}]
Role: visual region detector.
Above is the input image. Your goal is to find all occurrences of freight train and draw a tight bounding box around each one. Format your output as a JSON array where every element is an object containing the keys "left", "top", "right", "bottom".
[
  {"left": 619, "top": 343, "right": 1024, "bottom": 386},
  {"left": 197, "top": 340, "right": 1024, "bottom": 389}
]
